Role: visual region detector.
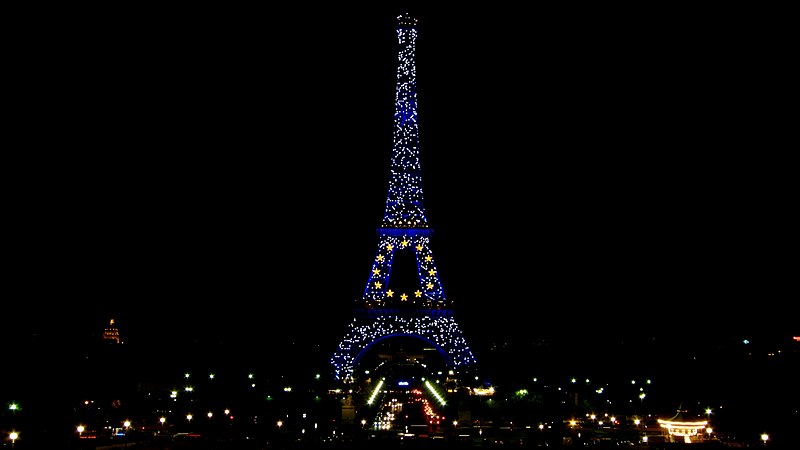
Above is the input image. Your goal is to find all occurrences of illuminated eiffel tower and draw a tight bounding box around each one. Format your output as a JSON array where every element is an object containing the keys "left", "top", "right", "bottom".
[{"left": 331, "top": 13, "right": 476, "bottom": 384}]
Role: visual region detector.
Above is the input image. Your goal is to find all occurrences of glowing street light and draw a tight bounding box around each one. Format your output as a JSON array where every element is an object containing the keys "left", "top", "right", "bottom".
[
  {"left": 761, "top": 433, "right": 769, "bottom": 445},
  {"left": 9, "top": 431, "right": 19, "bottom": 448},
  {"left": 277, "top": 420, "right": 283, "bottom": 430},
  {"left": 186, "top": 414, "right": 193, "bottom": 423},
  {"left": 123, "top": 421, "right": 131, "bottom": 448}
]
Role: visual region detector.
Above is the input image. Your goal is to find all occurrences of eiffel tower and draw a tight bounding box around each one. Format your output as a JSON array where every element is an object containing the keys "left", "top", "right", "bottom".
[{"left": 331, "top": 13, "right": 476, "bottom": 385}]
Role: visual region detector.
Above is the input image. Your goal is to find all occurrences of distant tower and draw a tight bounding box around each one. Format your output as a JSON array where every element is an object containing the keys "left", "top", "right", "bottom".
[
  {"left": 331, "top": 13, "right": 476, "bottom": 384},
  {"left": 103, "top": 319, "right": 121, "bottom": 344}
]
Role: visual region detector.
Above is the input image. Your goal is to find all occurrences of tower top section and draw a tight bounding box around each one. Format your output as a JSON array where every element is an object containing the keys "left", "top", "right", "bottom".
[
  {"left": 381, "top": 13, "right": 428, "bottom": 229},
  {"left": 396, "top": 12, "right": 418, "bottom": 28}
]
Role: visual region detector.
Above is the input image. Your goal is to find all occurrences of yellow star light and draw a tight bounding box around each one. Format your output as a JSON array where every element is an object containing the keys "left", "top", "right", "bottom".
[
  {"left": 386, "top": 244, "right": 394, "bottom": 251},
  {"left": 376, "top": 254, "right": 385, "bottom": 262},
  {"left": 386, "top": 290, "right": 394, "bottom": 297},
  {"left": 425, "top": 255, "right": 432, "bottom": 262},
  {"left": 414, "top": 290, "right": 422, "bottom": 297},
  {"left": 416, "top": 244, "right": 423, "bottom": 251},
  {"left": 426, "top": 282, "right": 434, "bottom": 289},
  {"left": 401, "top": 239, "right": 410, "bottom": 247},
  {"left": 372, "top": 268, "right": 381, "bottom": 275},
  {"left": 428, "top": 269, "right": 436, "bottom": 276},
  {"left": 400, "top": 293, "right": 408, "bottom": 301},
  {"left": 374, "top": 281, "right": 383, "bottom": 289}
]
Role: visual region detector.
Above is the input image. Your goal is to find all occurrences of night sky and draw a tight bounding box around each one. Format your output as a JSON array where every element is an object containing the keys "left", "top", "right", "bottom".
[{"left": 4, "top": 3, "right": 796, "bottom": 361}]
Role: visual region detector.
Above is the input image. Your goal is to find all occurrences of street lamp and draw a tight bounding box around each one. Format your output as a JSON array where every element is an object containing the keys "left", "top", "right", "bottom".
[
  {"left": 9, "top": 431, "right": 18, "bottom": 448},
  {"left": 123, "top": 421, "right": 131, "bottom": 449},
  {"left": 77, "top": 425, "right": 85, "bottom": 437},
  {"left": 761, "top": 433, "right": 769, "bottom": 445},
  {"left": 277, "top": 420, "right": 283, "bottom": 430}
]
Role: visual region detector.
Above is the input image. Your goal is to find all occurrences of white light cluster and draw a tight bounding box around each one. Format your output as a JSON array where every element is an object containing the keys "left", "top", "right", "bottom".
[
  {"left": 331, "top": 315, "right": 476, "bottom": 382},
  {"left": 382, "top": 25, "right": 427, "bottom": 229}
]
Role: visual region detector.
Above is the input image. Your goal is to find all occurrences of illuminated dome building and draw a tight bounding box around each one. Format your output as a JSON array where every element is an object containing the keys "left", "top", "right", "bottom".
[
  {"left": 657, "top": 409, "right": 709, "bottom": 444},
  {"left": 102, "top": 318, "right": 122, "bottom": 344}
]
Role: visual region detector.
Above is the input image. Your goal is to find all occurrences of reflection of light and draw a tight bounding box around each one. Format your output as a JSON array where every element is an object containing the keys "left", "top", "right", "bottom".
[
  {"left": 367, "top": 380, "right": 385, "bottom": 405},
  {"left": 424, "top": 380, "right": 446, "bottom": 406}
]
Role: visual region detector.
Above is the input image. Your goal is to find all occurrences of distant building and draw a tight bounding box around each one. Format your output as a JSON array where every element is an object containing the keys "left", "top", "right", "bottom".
[
  {"left": 103, "top": 319, "right": 122, "bottom": 344},
  {"left": 657, "top": 409, "right": 708, "bottom": 444}
]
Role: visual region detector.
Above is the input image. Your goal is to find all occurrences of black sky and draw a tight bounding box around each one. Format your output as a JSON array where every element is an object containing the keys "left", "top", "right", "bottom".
[{"left": 4, "top": 3, "right": 796, "bottom": 356}]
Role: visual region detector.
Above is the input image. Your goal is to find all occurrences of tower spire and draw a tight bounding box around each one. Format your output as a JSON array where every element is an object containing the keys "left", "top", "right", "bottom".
[{"left": 382, "top": 12, "right": 427, "bottom": 229}]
